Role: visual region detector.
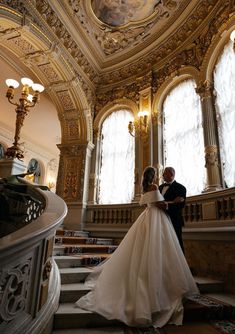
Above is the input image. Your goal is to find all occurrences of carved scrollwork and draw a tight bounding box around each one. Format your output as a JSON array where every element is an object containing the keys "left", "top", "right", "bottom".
[
  {"left": 42, "top": 260, "right": 52, "bottom": 281},
  {"left": 205, "top": 145, "right": 219, "bottom": 167},
  {"left": 0, "top": 260, "right": 31, "bottom": 324},
  {"left": 196, "top": 80, "right": 214, "bottom": 99}
]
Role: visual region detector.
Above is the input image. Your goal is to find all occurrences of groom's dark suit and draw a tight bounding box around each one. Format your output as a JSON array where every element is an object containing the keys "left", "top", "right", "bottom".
[{"left": 159, "top": 181, "right": 186, "bottom": 252}]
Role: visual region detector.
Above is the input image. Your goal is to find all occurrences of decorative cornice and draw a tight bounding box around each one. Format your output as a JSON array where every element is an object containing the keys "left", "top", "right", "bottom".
[
  {"left": 94, "top": 72, "right": 152, "bottom": 116},
  {"left": 99, "top": 0, "right": 231, "bottom": 86},
  {"left": 152, "top": 0, "right": 234, "bottom": 92},
  {"left": 34, "top": 0, "right": 98, "bottom": 81}
]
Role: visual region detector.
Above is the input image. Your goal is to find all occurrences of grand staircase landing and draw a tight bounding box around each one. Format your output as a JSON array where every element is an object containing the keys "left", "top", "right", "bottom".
[{"left": 52, "top": 229, "right": 235, "bottom": 333}]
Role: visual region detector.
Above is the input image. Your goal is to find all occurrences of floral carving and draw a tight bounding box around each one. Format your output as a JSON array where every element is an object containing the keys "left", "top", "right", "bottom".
[
  {"left": 0, "top": 260, "right": 32, "bottom": 324},
  {"left": 205, "top": 146, "right": 219, "bottom": 167},
  {"left": 38, "top": 63, "right": 61, "bottom": 83},
  {"left": 57, "top": 91, "right": 75, "bottom": 111},
  {"left": 95, "top": 73, "right": 152, "bottom": 115}
]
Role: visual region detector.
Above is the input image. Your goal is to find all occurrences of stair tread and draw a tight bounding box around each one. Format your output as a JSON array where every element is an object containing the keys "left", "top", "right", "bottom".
[
  {"left": 56, "top": 236, "right": 114, "bottom": 241},
  {"left": 55, "top": 244, "right": 117, "bottom": 249},
  {"left": 59, "top": 267, "right": 92, "bottom": 274},
  {"left": 52, "top": 328, "right": 124, "bottom": 333},
  {"left": 54, "top": 254, "right": 111, "bottom": 259},
  {"left": 204, "top": 292, "right": 235, "bottom": 306},
  {"left": 194, "top": 276, "right": 223, "bottom": 284},
  {"left": 61, "top": 283, "right": 91, "bottom": 291},
  {"left": 56, "top": 303, "right": 92, "bottom": 314}
]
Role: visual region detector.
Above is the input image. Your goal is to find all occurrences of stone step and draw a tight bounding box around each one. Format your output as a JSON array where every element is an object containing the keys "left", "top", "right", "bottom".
[
  {"left": 52, "top": 327, "right": 124, "bottom": 334},
  {"left": 194, "top": 276, "right": 224, "bottom": 293},
  {"left": 60, "top": 267, "right": 92, "bottom": 284},
  {"left": 58, "top": 277, "right": 225, "bottom": 304},
  {"left": 54, "top": 293, "right": 235, "bottom": 330},
  {"left": 60, "top": 283, "right": 91, "bottom": 303},
  {"left": 54, "top": 254, "right": 111, "bottom": 268},
  {"left": 55, "top": 236, "right": 115, "bottom": 246},
  {"left": 56, "top": 229, "right": 90, "bottom": 237},
  {"left": 54, "top": 303, "right": 121, "bottom": 329},
  {"left": 53, "top": 244, "right": 117, "bottom": 256}
]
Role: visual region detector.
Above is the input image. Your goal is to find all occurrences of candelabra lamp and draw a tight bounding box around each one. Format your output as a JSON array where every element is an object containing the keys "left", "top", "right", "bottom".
[
  {"left": 128, "top": 110, "right": 149, "bottom": 138},
  {"left": 5, "top": 77, "right": 44, "bottom": 160}
]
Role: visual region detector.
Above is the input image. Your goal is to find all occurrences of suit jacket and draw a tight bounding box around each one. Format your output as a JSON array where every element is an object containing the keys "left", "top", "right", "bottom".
[{"left": 159, "top": 181, "right": 186, "bottom": 227}]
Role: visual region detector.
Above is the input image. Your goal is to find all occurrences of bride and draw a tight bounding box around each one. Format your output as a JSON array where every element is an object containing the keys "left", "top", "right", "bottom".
[{"left": 75, "top": 166, "right": 199, "bottom": 328}]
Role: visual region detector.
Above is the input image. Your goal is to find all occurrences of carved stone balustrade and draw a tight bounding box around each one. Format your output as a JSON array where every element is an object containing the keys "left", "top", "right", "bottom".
[
  {"left": 0, "top": 178, "right": 67, "bottom": 334},
  {"left": 85, "top": 202, "right": 144, "bottom": 238},
  {"left": 184, "top": 187, "right": 235, "bottom": 227}
]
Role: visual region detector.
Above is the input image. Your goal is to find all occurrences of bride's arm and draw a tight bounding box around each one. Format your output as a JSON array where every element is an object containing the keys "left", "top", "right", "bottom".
[{"left": 157, "top": 197, "right": 184, "bottom": 210}]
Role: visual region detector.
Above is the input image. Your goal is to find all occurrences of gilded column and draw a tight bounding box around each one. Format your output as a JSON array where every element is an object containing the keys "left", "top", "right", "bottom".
[
  {"left": 88, "top": 129, "right": 101, "bottom": 204},
  {"left": 56, "top": 142, "right": 94, "bottom": 230},
  {"left": 196, "top": 80, "right": 222, "bottom": 191},
  {"left": 134, "top": 87, "right": 151, "bottom": 200},
  {"left": 151, "top": 109, "right": 164, "bottom": 186}
]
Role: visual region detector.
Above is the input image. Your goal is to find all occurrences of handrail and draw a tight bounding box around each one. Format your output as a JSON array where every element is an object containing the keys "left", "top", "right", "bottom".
[{"left": 0, "top": 178, "right": 67, "bottom": 334}]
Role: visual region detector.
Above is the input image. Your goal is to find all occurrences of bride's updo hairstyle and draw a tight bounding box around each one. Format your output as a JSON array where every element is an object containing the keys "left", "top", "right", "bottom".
[{"left": 141, "top": 166, "right": 156, "bottom": 193}]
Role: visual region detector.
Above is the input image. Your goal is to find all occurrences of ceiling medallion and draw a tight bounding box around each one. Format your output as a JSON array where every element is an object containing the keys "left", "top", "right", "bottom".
[
  {"left": 90, "top": 0, "right": 179, "bottom": 55},
  {"left": 91, "top": 0, "right": 162, "bottom": 27}
]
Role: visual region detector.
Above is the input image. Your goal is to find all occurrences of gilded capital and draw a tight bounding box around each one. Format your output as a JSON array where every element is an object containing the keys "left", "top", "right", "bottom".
[{"left": 196, "top": 80, "right": 214, "bottom": 99}]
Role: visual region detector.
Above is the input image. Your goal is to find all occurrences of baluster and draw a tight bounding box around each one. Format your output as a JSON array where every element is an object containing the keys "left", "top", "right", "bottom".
[
  {"left": 113, "top": 210, "right": 117, "bottom": 224},
  {"left": 93, "top": 210, "right": 97, "bottom": 224},
  {"left": 227, "top": 197, "right": 233, "bottom": 219},
  {"left": 198, "top": 203, "right": 203, "bottom": 221}
]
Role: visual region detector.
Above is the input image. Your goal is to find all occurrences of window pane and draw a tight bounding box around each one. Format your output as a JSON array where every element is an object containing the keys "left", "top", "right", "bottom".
[
  {"left": 163, "top": 79, "right": 206, "bottom": 196},
  {"left": 99, "top": 110, "right": 135, "bottom": 204},
  {"left": 214, "top": 39, "right": 235, "bottom": 187}
]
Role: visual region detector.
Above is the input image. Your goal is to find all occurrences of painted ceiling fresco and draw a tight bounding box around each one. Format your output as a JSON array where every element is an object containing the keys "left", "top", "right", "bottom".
[{"left": 91, "top": 0, "right": 161, "bottom": 27}]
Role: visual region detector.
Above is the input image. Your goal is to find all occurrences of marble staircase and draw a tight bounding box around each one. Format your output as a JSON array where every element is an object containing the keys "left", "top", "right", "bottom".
[{"left": 52, "top": 229, "right": 235, "bottom": 331}]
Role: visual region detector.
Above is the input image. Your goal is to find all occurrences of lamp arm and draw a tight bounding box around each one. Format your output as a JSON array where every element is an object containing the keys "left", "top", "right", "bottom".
[
  {"left": 28, "top": 101, "right": 36, "bottom": 109},
  {"left": 7, "top": 97, "right": 18, "bottom": 107},
  {"left": 129, "top": 132, "right": 135, "bottom": 137}
]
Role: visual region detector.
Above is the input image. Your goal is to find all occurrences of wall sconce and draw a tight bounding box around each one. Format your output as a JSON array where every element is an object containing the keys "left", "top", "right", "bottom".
[
  {"left": 47, "top": 177, "right": 56, "bottom": 190},
  {"left": 128, "top": 110, "right": 149, "bottom": 137},
  {"left": 230, "top": 30, "right": 235, "bottom": 52},
  {"left": 5, "top": 77, "right": 44, "bottom": 160}
]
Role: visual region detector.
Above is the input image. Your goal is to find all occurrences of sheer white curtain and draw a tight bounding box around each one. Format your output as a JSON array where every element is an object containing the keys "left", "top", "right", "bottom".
[
  {"left": 163, "top": 79, "right": 206, "bottom": 196},
  {"left": 214, "top": 39, "right": 235, "bottom": 188},
  {"left": 99, "top": 109, "right": 135, "bottom": 204}
]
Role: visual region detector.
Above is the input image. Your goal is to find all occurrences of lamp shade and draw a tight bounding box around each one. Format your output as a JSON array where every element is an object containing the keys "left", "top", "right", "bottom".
[
  {"left": 138, "top": 110, "right": 149, "bottom": 117},
  {"left": 21, "top": 77, "right": 34, "bottom": 87},
  {"left": 6, "top": 79, "right": 19, "bottom": 88},
  {"left": 32, "top": 83, "right": 44, "bottom": 92},
  {"left": 27, "top": 94, "right": 33, "bottom": 102},
  {"left": 230, "top": 30, "right": 235, "bottom": 41}
]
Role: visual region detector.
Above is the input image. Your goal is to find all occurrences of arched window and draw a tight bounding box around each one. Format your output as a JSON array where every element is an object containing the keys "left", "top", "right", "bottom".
[
  {"left": 163, "top": 79, "right": 206, "bottom": 196},
  {"left": 98, "top": 109, "right": 135, "bottom": 204},
  {"left": 0, "top": 144, "right": 5, "bottom": 160},
  {"left": 214, "top": 38, "right": 235, "bottom": 187}
]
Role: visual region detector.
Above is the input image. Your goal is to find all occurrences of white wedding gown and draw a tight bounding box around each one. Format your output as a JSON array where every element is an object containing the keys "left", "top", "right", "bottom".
[{"left": 75, "top": 189, "right": 199, "bottom": 328}]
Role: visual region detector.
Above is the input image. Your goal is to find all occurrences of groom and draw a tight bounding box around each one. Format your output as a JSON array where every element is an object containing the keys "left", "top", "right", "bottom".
[{"left": 159, "top": 167, "right": 186, "bottom": 252}]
